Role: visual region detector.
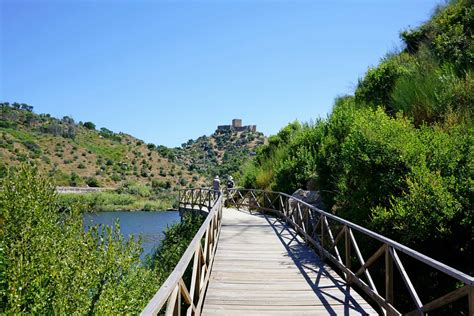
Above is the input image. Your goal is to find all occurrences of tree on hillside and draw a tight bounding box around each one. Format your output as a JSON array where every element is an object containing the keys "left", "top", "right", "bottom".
[{"left": 83, "top": 121, "right": 96, "bottom": 130}]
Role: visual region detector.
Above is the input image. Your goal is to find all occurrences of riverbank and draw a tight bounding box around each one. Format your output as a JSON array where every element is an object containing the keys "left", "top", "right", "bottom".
[{"left": 58, "top": 191, "right": 177, "bottom": 212}]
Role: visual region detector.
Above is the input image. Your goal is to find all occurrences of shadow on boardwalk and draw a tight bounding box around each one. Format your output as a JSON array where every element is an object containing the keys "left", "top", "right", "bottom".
[
  {"left": 201, "top": 207, "right": 377, "bottom": 316},
  {"left": 264, "top": 213, "right": 372, "bottom": 315}
]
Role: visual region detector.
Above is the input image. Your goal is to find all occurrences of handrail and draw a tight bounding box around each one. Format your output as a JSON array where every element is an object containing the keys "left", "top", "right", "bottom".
[
  {"left": 226, "top": 188, "right": 474, "bottom": 315},
  {"left": 178, "top": 188, "right": 222, "bottom": 212},
  {"left": 141, "top": 188, "right": 223, "bottom": 316}
]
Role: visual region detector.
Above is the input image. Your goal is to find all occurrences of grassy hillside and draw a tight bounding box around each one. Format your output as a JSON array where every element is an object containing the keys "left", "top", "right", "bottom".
[
  {"left": 0, "top": 103, "right": 207, "bottom": 189},
  {"left": 240, "top": 0, "right": 472, "bottom": 312},
  {"left": 167, "top": 128, "right": 266, "bottom": 180},
  {"left": 0, "top": 103, "right": 265, "bottom": 191}
]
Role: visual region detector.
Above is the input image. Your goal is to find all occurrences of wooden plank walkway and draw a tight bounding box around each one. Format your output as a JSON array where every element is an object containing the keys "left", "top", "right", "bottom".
[{"left": 201, "top": 208, "right": 377, "bottom": 315}]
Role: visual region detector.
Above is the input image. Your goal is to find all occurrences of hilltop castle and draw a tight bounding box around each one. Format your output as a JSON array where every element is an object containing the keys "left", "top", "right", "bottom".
[{"left": 217, "top": 119, "right": 257, "bottom": 133}]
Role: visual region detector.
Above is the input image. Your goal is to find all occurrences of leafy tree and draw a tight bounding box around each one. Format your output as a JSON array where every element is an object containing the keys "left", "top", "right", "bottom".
[
  {"left": 147, "top": 143, "right": 156, "bottom": 151},
  {"left": 83, "top": 121, "right": 96, "bottom": 130}
]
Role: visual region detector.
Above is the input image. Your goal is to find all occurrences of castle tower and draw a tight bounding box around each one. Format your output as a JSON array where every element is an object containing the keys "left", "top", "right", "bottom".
[{"left": 232, "top": 119, "right": 242, "bottom": 128}]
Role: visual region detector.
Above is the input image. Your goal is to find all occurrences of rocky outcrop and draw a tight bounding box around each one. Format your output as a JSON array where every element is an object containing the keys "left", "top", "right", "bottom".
[{"left": 289, "top": 189, "right": 324, "bottom": 209}]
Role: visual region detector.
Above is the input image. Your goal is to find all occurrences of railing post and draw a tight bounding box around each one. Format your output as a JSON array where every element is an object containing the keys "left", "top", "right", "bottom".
[
  {"left": 345, "top": 226, "right": 351, "bottom": 281},
  {"left": 321, "top": 214, "right": 325, "bottom": 260},
  {"left": 385, "top": 247, "right": 394, "bottom": 306},
  {"left": 198, "top": 189, "right": 201, "bottom": 209},
  {"left": 208, "top": 190, "right": 211, "bottom": 210}
]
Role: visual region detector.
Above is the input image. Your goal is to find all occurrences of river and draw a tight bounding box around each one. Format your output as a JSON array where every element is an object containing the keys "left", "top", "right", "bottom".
[{"left": 83, "top": 211, "right": 181, "bottom": 258}]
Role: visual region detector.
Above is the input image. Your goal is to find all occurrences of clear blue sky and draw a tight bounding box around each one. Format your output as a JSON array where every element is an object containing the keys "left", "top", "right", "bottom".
[{"left": 1, "top": 0, "right": 441, "bottom": 147}]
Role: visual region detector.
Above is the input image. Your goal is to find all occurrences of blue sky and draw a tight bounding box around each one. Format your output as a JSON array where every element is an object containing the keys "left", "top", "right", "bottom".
[{"left": 1, "top": 0, "right": 441, "bottom": 147}]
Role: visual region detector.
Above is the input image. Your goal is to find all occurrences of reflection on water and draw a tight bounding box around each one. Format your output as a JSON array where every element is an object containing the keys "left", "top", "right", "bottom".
[{"left": 83, "top": 211, "right": 180, "bottom": 258}]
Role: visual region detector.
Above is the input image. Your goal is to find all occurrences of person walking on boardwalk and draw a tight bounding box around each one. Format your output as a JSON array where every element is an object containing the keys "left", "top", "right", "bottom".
[
  {"left": 225, "top": 176, "right": 235, "bottom": 207},
  {"left": 212, "top": 175, "right": 220, "bottom": 198},
  {"left": 226, "top": 175, "right": 234, "bottom": 189}
]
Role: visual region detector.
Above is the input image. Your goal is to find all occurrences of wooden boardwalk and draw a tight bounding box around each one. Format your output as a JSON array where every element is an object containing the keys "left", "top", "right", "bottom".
[{"left": 201, "top": 208, "right": 377, "bottom": 315}]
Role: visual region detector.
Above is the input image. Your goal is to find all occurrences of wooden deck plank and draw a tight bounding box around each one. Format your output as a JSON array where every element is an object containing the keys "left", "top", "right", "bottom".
[{"left": 201, "top": 208, "right": 377, "bottom": 315}]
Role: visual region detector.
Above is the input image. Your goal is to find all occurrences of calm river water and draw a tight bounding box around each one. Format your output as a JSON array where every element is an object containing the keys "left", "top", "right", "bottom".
[{"left": 83, "top": 211, "right": 180, "bottom": 258}]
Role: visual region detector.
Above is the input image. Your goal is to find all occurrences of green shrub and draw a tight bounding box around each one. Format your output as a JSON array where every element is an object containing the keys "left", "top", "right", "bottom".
[
  {"left": 85, "top": 176, "right": 100, "bottom": 187},
  {"left": 371, "top": 166, "right": 462, "bottom": 244},
  {"left": 22, "top": 140, "right": 41, "bottom": 154},
  {"left": 69, "top": 172, "right": 83, "bottom": 187},
  {"left": 430, "top": 0, "right": 474, "bottom": 71},
  {"left": 83, "top": 121, "right": 96, "bottom": 130},
  {"left": 147, "top": 143, "right": 156, "bottom": 151},
  {"left": 274, "top": 122, "right": 324, "bottom": 193},
  {"left": 118, "top": 182, "right": 151, "bottom": 197},
  {"left": 354, "top": 53, "right": 410, "bottom": 110},
  {"left": 316, "top": 96, "right": 359, "bottom": 207},
  {"left": 0, "top": 166, "right": 157, "bottom": 314},
  {"left": 110, "top": 173, "right": 122, "bottom": 182},
  {"left": 151, "top": 179, "right": 167, "bottom": 190},
  {"left": 336, "top": 108, "right": 425, "bottom": 224}
]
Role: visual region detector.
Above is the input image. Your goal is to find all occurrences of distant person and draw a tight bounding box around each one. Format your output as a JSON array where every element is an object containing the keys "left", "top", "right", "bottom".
[
  {"left": 212, "top": 176, "right": 220, "bottom": 197},
  {"left": 227, "top": 176, "right": 234, "bottom": 189}
]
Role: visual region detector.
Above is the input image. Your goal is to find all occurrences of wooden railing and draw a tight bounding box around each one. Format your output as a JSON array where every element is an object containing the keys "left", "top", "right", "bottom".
[
  {"left": 178, "top": 188, "right": 221, "bottom": 212},
  {"left": 141, "top": 189, "right": 223, "bottom": 316},
  {"left": 226, "top": 188, "right": 474, "bottom": 316}
]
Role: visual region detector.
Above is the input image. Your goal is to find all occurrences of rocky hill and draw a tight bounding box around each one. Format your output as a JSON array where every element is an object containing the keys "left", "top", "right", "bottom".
[
  {"left": 167, "top": 127, "right": 266, "bottom": 180},
  {"left": 0, "top": 103, "right": 207, "bottom": 188}
]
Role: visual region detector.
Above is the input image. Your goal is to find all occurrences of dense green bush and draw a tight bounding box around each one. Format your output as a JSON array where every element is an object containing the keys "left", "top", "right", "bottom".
[
  {"left": 85, "top": 176, "right": 100, "bottom": 187},
  {"left": 335, "top": 108, "right": 424, "bottom": 224},
  {"left": 1, "top": 166, "right": 205, "bottom": 313},
  {"left": 0, "top": 166, "right": 157, "bottom": 313},
  {"left": 83, "top": 121, "right": 96, "bottom": 130},
  {"left": 430, "top": 0, "right": 473, "bottom": 71},
  {"left": 400, "top": 0, "right": 473, "bottom": 71},
  {"left": 315, "top": 96, "right": 358, "bottom": 207},
  {"left": 354, "top": 54, "right": 410, "bottom": 111},
  {"left": 118, "top": 181, "right": 151, "bottom": 197},
  {"left": 274, "top": 122, "right": 324, "bottom": 193}
]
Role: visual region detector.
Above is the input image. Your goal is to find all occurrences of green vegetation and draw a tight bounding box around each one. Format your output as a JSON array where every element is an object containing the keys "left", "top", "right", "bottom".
[
  {"left": 58, "top": 181, "right": 177, "bottom": 211},
  {"left": 58, "top": 192, "right": 172, "bottom": 212},
  {"left": 240, "top": 0, "right": 473, "bottom": 306},
  {"left": 83, "top": 121, "right": 96, "bottom": 130},
  {"left": 171, "top": 129, "right": 265, "bottom": 180},
  {"left": 147, "top": 213, "right": 204, "bottom": 279},
  {"left": 58, "top": 179, "right": 177, "bottom": 212},
  {"left": 0, "top": 165, "right": 204, "bottom": 313}
]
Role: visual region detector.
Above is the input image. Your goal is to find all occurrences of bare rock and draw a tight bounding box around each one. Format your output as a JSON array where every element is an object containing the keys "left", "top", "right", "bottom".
[{"left": 289, "top": 189, "right": 324, "bottom": 209}]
